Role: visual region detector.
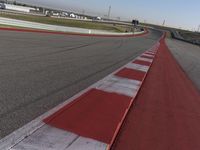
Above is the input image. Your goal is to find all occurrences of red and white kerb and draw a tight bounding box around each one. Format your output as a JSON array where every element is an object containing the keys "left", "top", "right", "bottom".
[{"left": 1, "top": 42, "right": 160, "bottom": 150}]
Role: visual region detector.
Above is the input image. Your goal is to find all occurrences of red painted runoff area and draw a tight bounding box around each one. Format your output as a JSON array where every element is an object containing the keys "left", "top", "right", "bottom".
[
  {"left": 44, "top": 89, "right": 132, "bottom": 144},
  {"left": 112, "top": 37, "right": 200, "bottom": 150},
  {"left": 115, "top": 68, "right": 146, "bottom": 81}
]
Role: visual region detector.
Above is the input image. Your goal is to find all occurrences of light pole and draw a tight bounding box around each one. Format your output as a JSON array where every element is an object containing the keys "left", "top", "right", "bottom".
[
  {"left": 162, "top": 20, "right": 165, "bottom": 26},
  {"left": 132, "top": 20, "right": 139, "bottom": 35},
  {"left": 108, "top": 5, "right": 111, "bottom": 19}
]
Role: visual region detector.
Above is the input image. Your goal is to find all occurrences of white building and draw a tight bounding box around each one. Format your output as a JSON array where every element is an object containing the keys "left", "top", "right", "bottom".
[
  {"left": 70, "top": 13, "right": 76, "bottom": 18},
  {"left": 5, "top": 4, "right": 36, "bottom": 12}
]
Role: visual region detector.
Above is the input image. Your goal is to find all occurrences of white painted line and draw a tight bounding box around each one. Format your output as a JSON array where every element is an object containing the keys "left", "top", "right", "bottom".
[
  {"left": 146, "top": 50, "right": 156, "bottom": 54},
  {"left": 96, "top": 75, "right": 141, "bottom": 97},
  {"left": 149, "top": 51, "right": 156, "bottom": 54},
  {"left": 11, "top": 125, "right": 107, "bottom": 150},
  {"left": 142, "top": 53, "right": 155, "bottom": 58},
  {"left": 137, "top": 57, "right": 153, "bottom": 63},
  {"left": 125, "top": 63, "right": 149, "bottom": 72},
  {"left": 145, "top": 51, "right": 155, "bottom": 55},
  {"left": 65, "top": 136, "right": 107, "bottom": 150}
]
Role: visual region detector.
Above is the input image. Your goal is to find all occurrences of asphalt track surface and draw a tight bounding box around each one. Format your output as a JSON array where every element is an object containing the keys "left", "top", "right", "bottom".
[{"left": 0, "top": 29, "right": 162, "bottom": 139}]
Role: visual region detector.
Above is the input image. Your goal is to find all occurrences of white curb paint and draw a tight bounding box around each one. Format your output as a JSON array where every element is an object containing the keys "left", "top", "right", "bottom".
[
  {"left": 11, "top": 125, "right": 107, "bottom": 150},
  {"left": 125, "top": 63, "right": 150, "bottom": 72},
  {"left": 137, "top": 57, "right": 153, "bottom": 62},
  {"left": 96, "top": 75, "right": 141, "bottom": 97},
  {"left": 147, "top": 50, "right": 156, "bottom": 53},
  {"left": 145, "top": 51, "right": 156, "bottom": 55},
  {"left": 142, "top": 53, "right": 155, "bottom": 58}
]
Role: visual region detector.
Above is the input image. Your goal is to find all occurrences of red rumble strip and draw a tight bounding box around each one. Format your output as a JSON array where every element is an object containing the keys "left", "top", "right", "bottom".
[{"left": 115, "top": 68, "right": 146, "bottom": 81}]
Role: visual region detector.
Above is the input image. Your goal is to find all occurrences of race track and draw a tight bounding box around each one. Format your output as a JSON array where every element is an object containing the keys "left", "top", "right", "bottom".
[{"left": 0, "top": 29, "right": 162, "bottom": 138}]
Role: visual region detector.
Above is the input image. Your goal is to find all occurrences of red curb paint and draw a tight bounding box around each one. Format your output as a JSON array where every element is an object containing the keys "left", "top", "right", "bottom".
[
  {"left": 44, "top": 89, "right": 131, "bottom": 144},
  {"left": 0, "top": 27, "right": 149, "bottom": 38},
  {"left": 115, "top": 68, "right": 146, "bottom": 81},
  {"left": 133, "top": 59, "right": 152, "bottom": 66}
]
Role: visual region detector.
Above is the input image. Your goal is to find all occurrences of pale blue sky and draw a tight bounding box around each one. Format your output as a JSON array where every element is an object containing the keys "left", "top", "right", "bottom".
[{"left": 18, "top": 0, "right": 200, "bottom": 30}]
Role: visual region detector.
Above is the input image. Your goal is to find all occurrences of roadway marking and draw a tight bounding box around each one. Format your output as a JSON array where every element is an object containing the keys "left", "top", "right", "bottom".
[
  {"left": 146, "top": 50, "right": 156, "bottom": 54},
  {"left": 125, "top": 63, "right": 149, "bottom": 72},
  {"left": 133, "top": 59, "right": 152, "bottom": 66},
  {"left": 144, "top": 52, "right": 156, "bottom": 55},
  {"left": 137, "top": 57, "right": 153, "bottom": 63},
  {"left": 142, "top": 53, "right": 155, "bottom": 57},
  {"left": 96, "top": 75, "right": 141, "bottom": 97},
  {"left": 12, "top": 124, "right": 107, "bottom": 150}
]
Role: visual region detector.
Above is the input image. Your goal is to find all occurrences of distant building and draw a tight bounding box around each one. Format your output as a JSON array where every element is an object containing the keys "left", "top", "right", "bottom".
[
  {"left": 0, "top": 3, "right": 6, "bottom": 9},
  {"left": 52, "top": 12, "right": 60, "bottom": 16},
  {"left": 96, "top": 16, "right": 101, "bottom": 20},
  {"left": 60, "top": 12, "right": 68, "bottom": 17},
  {"left": 92, "top": 16, "right": 102, "bottom": 21},
  {"left": 70, "top": 13, "right": 76, "bottom": 18},
  {"left": 4, "top": 3, "right": 36, "bottom": 12}
]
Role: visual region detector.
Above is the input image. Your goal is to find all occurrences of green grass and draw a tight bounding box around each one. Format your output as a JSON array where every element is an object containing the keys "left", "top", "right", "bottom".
[{"left": 0, "top": 13, "right": 128, "bottom": 32}]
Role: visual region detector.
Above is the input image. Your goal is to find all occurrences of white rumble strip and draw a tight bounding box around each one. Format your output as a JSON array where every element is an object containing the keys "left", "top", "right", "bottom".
[
  {"left": 96, "top": 75, "right": 141, "bottom": 97},
  {"left": 145, "top": 51, "right": 156, "bottom": 55},
  {"left": 137, "top": 57, "right": 153, "bottom": 62},
  {"left": 125, "top": 63, "right": 150, "bottom": 72},
  {"left": 11, "top": 125, "right": 107, "bottom": 150},
  {"left": 141, "top": 53, "right": 155, "bottom": 58}
]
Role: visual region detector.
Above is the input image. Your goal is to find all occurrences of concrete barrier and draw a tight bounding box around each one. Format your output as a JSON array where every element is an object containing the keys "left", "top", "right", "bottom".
[{"left": 0, "top": 17, "right": 144, "bottom": 35}]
